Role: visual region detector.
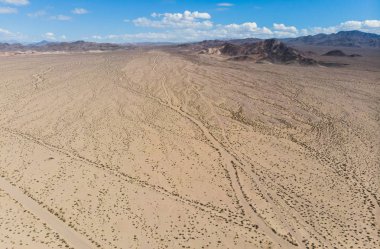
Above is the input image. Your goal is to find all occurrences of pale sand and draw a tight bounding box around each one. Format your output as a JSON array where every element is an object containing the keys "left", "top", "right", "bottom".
[
  {"left": 0, "top": 49, "right": 379, "bottom": 248},
  {"left": 0, "top": 177, "right": 94, "bottom": 249},
  {"left": 0, "top": 188, "right": 71, "bottom": 249}
]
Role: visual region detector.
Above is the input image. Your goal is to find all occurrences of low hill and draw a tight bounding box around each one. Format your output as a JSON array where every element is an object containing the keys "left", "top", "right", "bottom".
[
  {"left": 323, "top": 50, "right": 347, "bottom": 56},
  {"left": 322, "top": 49, "right": 362, "bottom": 57}
]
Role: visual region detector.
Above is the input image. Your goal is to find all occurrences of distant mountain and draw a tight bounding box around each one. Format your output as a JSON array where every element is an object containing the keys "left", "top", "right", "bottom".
[
  {"left": 0, "top": 40, "right": 132, "bottom": 52},
  {"left": 200, "top": 39, "right": 317, "bottom": 65},
  {"left": 0, "top": 43, "right": 25, "bottom": 51},
  {"left": 180, "top": 30, "right": 380, "bottom": 50},
  {"left": 34, "top": 40, "right": 127, "bottom": 51},
  {"left": 225, "top": 38, "right": 263, "bottom": 45},
  {"left": 131, "top": 42, "right": 178, "bottom": 46},
  {"left": 32, "top": 40, "right": 52, "bottom": 47},
  {"left": 178, "top": 38, "right": 262, "bottom": 51},
  {"left": 2, "top": 30, "right": 379, "bottom": 53},
  {"left": 282, "top": 30, "right": 380, "bottom": 48}
]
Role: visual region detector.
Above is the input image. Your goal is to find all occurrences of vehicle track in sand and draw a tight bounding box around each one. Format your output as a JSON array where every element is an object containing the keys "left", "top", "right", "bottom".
[
  {"left": 180, "top": 63, "right": 312, "bottom": 248},
  {"left": 32, "top": 66, "right": 53, "bottom": 90},
  {"left": 0, "top": 176, "right": 95, "bottom": 249},
  {"left": 1, "top": 126, "right": 267, "bottom": 240},
  {"left": 148, "top": 53, "right": 298, "bottom": 248},
  {"left": 191, "top": 87, "right": 326, "bottom": 247},
  {"left": 148, "top": 52, "right": 340, "bottom": 248}
]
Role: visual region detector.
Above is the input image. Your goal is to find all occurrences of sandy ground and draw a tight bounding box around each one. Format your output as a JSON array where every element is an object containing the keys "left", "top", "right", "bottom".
[{"left": 0, "top": 49, "right": 379, "bottom": 249}]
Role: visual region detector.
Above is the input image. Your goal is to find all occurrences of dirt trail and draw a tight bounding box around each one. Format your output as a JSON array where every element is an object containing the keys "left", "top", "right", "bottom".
[
  {"left": 2, "top": 126, "right": 265, "bottom": 234},
  {"left": 151, "top": 54, "right": 296, "bottom": 248},
  {"left": 149, "top": 52, "right": 342, "bottom": 248},
  {"left": 0, "top": 176, "right": 95, "bottom": 249},
  {"left": 182, "top": 65, "right": 311, "bottom": 247}
]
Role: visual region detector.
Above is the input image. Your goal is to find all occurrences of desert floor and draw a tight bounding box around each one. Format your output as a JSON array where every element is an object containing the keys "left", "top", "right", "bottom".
[{"left": 0, "top": 49, "right": 379, "bottom": 249}]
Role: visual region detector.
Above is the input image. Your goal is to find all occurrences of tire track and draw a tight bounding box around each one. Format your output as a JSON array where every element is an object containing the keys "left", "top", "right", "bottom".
[
  {"left": 1, "top": 127, "right": 265, "bottom": 236},
  {"left": 32, "top": 66, "right": 53, "bottom": 90},
  {"left": 0, "top": 176, "right": 95, "bottom": 249},
  {"left": 149, "top": 53, "right": 296, "bottom": 248}
]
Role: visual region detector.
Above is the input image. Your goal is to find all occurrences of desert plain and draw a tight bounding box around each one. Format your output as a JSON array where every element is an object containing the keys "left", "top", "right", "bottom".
[{"left": 0, "top": 46, "right": 379, "bottom": 249}]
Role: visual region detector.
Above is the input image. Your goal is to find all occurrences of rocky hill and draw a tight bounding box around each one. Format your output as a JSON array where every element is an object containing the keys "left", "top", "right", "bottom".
[{"left": 201, "top": 39, "right": 317, "bottom": 65}]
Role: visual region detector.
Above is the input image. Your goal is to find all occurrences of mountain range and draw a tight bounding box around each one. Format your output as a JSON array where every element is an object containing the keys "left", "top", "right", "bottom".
[
  {"left": 282, "top": 30, "right": 380, "bottom": 47},
  {"left": 196, "top": 31, "right": 380, "bottom": 48},
  {"left": 0, "top": 40, "right": 129, "bottom": 52},
  {"left": 1, "top": 30, "right": 379, "bottom": 52}
]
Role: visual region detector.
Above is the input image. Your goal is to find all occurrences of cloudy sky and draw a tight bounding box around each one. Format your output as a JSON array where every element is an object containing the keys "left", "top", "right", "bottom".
[{"left": 0, "top": 0, "right": 379, "bottom": 43}]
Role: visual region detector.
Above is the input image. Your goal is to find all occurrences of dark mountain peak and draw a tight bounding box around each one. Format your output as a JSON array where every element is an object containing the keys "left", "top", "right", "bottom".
[
  {"left": 33, "top": 40, "right": 52, "bottom": 46},
  {"left": 336, "top": 30, "right": 379, "bottom": 38},
  {"left": 261, "top": 39, "right": 287, "bottom": 50},
  {"left": 220, "top": 43, "right": 242, "bottom": 56},
  {"left": 262, "top": 38, "right": 278, "bottom": 44},
  {"left": 71, "top": 40, "right": 86, "bottom": 44},
  {"left": 337, "top": 30, "right": 363, "bottom": 35}
]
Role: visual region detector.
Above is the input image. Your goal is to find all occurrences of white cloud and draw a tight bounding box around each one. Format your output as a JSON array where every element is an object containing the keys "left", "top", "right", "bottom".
[
  {"left": 128, "top": 11, "right": 380, "bottom": 42},
  {"left": 133, "top": 10, "right": 212, "bottom": 29},
  {"left": 363, "top": 20, "right": 380, "bottom": 28},
  {"left": 27, "top": 10, "right": 46, "bottom": 18},
  {"left": 272, "top": 23, "right": 298, "bottom": 37},
  {"left": 128, "top": 11, "right": 275, "bottom": 41},
  {"left": 93, "top": 32, "right": 189, "bottom": 43},
  {"left": 0, "top": 7, "right": 17, "bottom": 14},
  {"left": 151, "top": 10, "right": 211, "bottom": 20},
  {"left": 222, "top": 22, "right": 273, "bottom": 37},
  {"left": 0, "top": 0, "right": 28, "bottom": 6},
  {"left": 307, "top": 26, "right": 338, "bottom": 35},
  {"left": 50, "top": 15, "right": 71, "bottom": 21},
  {"left": 43, "top": 32, "right": 56, "bottom": 40},
  {"left": 338, "top": 20, "right": 380, "bottom": 32},
  {"left": 217, "top": 3, "right": 234, "bottom": 7},
  {"left": 93, "top": 22, "right": 274, "bottom": 43},
  {"left": 225, "top": 22, "right": 258, "bottom": 31},
  {"left": 340, "top": 20, "right": 362, "bottom": 30},
  {"left": 0, "top": 28, "right": 12, "bottom": 35},
  {"left": 273, "top": 23, "right": 297, "bottom": 33},
  {"left": 0, "top": 27, "right": 27, "bottom": 41},
  {"left": 304, "top": 20, "right": 380, "bottom": 35},
  {"left": 90, "top": 16, "right": 380, "bottom": 43},
  {"left": 72, "top": 8, "right": 88, "bottom": 15},
  {"left": 113, "top": 18, "right": 380, "bottom": 42}
]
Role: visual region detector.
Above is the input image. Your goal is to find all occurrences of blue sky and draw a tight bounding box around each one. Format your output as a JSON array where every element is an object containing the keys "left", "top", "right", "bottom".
[{"left": 0, "top": 0, "right": 379, "bottom": 43}]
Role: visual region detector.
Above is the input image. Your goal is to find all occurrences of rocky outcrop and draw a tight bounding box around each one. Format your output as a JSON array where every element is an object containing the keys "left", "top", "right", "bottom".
[{"left": 202, "top": 39, "right": 317, "bottom": 65}]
